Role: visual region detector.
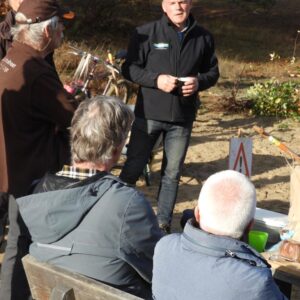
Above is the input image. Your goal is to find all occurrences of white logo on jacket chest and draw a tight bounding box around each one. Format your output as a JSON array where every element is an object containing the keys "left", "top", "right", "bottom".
[
  {"left": 153, "top": 43, "right": 169, "bottom": 50},
  {"left": 0, "top": 57, "right": 16, "bottom": 73},
  {"left": 3, "top": 58, "right": 16, "bottom": 68}
]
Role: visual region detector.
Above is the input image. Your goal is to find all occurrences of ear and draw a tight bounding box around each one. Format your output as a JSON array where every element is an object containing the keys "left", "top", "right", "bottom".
[
  {"left": 245, "top": 219, "right": 254, "bottom": 234},
  {"left": 194, "top": 206, "right": 200, "bottom": 223},
  {"left": 161, "top": 1, "right": 166, "bottom": 13},
  {"left": 44, "top": 25, "right": 51, "bottom": 39},
  {"left": 112, "top": 143, "right": 124, "bottom": 162}
]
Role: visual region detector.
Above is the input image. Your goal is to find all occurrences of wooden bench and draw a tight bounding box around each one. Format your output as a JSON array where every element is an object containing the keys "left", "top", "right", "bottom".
[{"left": 22, "top": 255, "right": 142, "bottom": 300}]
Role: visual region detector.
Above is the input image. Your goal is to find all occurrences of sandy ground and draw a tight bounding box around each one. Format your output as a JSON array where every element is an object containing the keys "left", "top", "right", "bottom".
[
  {"left": 126, "top": 97, "right": 300, "bottom": 233},
  {"left": 1, "top": 99, "right": 300, "bottom": 298},
  {"left": 120, "top": 99, "right": 300, "bottom": 299}
]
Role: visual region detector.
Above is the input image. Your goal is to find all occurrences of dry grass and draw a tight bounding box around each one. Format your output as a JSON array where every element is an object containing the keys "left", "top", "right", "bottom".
[{"left": 51, "top": 0, "right": 300, "bottom": 107}]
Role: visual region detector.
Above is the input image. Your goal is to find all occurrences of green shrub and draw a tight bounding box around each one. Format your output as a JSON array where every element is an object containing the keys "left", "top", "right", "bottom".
[{"left": 247, "top": 80, "right": 300, "bottom": 117}]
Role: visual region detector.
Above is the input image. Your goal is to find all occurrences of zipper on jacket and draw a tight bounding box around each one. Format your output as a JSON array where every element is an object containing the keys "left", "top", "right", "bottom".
[
  {"left": 183, "top": 231, "right": 269, "bottom": 268},
  {"left": 171, "top": 27, "right": 182, "bottom": 122},
  {"left": 225, "top": 249, "right": 257, "bottom": 266},
  {"left": 170, "top": 35, "right": 178, "bottom": 122}
]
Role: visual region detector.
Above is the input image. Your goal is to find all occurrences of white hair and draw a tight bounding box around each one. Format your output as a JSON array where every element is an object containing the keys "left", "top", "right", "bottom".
[
  {"left": 198, "top": 170, "right": 256, "bottom": 239},
  {"left": 11, "top": 13, "right": 59, "bottom": 50}
]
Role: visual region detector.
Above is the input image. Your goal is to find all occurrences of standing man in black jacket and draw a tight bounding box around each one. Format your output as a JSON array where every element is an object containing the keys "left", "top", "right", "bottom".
[{"left": 120, "top": 0, "right": 219, "bottom": 233}]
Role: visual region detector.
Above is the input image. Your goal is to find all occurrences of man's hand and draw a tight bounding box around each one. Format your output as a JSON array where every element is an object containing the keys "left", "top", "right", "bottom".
[
  {"left": 157, "top": 74, "right": 178, "bottom": 93},
  {"left": 180, "top": 77, "right": 199, "bottom": 97}
]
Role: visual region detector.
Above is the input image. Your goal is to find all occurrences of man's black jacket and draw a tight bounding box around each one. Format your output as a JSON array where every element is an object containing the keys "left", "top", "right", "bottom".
[{"left": 122, "top": 14, "right": 219, "bottom": 122}]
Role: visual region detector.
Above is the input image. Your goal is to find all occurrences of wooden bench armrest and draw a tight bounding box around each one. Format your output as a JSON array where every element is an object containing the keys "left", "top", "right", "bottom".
[{"left": 22, "top": 255, "right": 142, "bottom": 300}]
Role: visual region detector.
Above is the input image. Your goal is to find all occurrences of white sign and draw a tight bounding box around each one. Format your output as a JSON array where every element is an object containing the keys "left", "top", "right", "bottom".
[{"left": 229, "top": 138, "right": 252, "bottom": 177}]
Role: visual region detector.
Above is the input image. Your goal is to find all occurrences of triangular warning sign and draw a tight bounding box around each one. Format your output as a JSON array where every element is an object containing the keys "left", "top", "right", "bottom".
[{"left": 232, "top": 142, "right": 250, "bottom": 177}]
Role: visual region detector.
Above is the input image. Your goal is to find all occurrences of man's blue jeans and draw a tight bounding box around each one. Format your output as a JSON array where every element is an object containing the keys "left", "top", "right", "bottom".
[{"left": 120, "top": 117, "right": 193, "bottom": 226}]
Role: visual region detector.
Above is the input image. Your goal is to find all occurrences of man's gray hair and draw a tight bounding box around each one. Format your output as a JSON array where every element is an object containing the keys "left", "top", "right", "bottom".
[
  {"left": 198, "top": 170, "right": 256, "bottom": 239},
  {"left": 71, "top": 96, "right": 134, "bottom": 166},
  {"left": 11, "top": 13, "right": 58, "bottom": 49}
]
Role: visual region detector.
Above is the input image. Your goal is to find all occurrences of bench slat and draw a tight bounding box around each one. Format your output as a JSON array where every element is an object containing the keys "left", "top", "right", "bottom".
[{"left": 22, "top": 255, "right": 142, "bottom": 300}]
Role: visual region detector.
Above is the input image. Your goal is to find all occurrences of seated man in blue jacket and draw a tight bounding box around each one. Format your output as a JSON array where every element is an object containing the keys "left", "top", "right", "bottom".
[
  {"left": 152, "top": 170, "right": 287, "bottom": 300},
  {"left": 17, "top": 96, "right": 162, "bottom": 299}
]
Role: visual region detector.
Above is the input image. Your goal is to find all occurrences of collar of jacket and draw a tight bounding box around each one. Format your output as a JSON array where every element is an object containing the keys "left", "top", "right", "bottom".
[
  {"left": 11, "top": 40, "right": 45, "bottom": 58},
  {"left": 161, "top": 13, "right": 196, "bottom": 34},
  {"left": 182, "top": 219, "right": 271, "bottom": 268},
  {"left": 17, "top": 172, "right": 117, "bottom": 244},
  {"left": 34, "top": 170, "right": 109, "bottom": 193},
  {"left": 0, "top": 10, "right": 15, "bottom": 40}
]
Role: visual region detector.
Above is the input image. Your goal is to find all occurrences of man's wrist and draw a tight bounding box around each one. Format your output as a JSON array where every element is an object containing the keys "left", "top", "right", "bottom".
[{"left": 155, "top": 74, "right": 161, "bottom": 88}]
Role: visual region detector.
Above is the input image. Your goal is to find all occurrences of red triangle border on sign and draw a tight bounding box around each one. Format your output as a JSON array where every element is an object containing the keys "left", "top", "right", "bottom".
[{"left": 233, "top": 142, "right": 250, "bottom": 177}]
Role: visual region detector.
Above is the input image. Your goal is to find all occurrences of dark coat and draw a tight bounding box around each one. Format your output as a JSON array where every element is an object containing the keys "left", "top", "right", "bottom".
[
  {"left": 0, "top": 41, "right": 74, "bottom": 197},
  {"left": 122, "top": 14, "right": 219, "bottom": 122},
  {"left": 17, "top": 172, "right": 162, "bottom": 299}
]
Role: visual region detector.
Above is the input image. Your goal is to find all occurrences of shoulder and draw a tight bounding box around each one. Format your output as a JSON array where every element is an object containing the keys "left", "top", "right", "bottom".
[
  {"left": 31, "top": 61, "right": 63, "bottom": 89},
  {"left": 9, "top": 50, "right": 58, "bottom": 84},
  {"left": 135, "top": 18, "right": 162, "bottom": 35},
  {"left": 33, "top": 58, "right": 57, "bottom": 74},
  {"left": 216, "top": 253, "right": 282, "bottom": 297},
  {"left": 239, "top": 266, "right": 283, "bottom": 298},
  {"left": 154, "top": 234, "right": 181, "bottom": 255},
  {"left": 189, "top": 15, "right": 215, "bottom": 39},
  {"left": 192, "top": 24, "right": 215, "bottom": 41},
  {"left": 98, "top": 174, "right": 149, "bottom": 207}
]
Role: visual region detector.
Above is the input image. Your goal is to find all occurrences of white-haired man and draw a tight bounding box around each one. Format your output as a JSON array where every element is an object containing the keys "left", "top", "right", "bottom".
[
  {"left": 0, "top": 0, "right": 59, "bottom": 247},
  {"left": 0, "top": 0, "right": 75, "bottom": 299},
  {"left": 17, "top": 96, "right": 162, "bottom": 299},
  {"left": 0, "top": 0, "right": 57, "bottom": 64},
  {"left": 152, "top": 170, "right": 287, "bottom": 300},
  {"left": 120, "top": 0, "right": 219, "bottom": 234}
]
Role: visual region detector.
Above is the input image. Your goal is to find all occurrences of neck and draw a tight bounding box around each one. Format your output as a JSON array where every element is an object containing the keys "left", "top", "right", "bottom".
[
  {"left": 16, "top": 38, "right": 50, "bottom": 57},
  {"left": 177, "top": 24, "right": 186, "bottom": 32},
  {"left": 178, "top": 18, "right": 190, "bottom": 32},
  {"left": 73, "top": 161, "right": 108, "bottom": 172}
]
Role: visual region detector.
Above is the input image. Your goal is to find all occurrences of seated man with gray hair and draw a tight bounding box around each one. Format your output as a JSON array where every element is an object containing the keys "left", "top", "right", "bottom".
[
  {"left": 17, "top": 96, "right": 162, "bottom": 299},
  {"left": 152, "top": 170, "right": 287, "bottom": 300}
]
